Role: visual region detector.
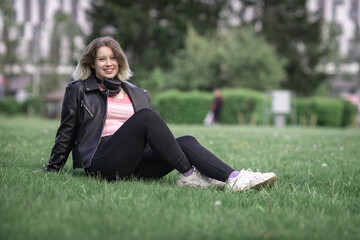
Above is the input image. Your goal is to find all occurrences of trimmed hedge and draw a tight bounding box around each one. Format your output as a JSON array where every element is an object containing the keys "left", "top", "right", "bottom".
[
  {"left": 296, "top": 97, "right": 357, "bottom": 127},
  {"left": 155, "top": 90, "right": 212, "bottom": 124},
  {"left": 221, "top": 89, "right": 264, "bottom": 124},
  {"left": 154, "top": 89, "right": 264, "bottom": 124},
  {"left": 154, "top": 89, "right": 358, "bottom": 127},
  {"left": 0, "top": 98, "right": 24, "bottom": 116},
  {"left": 342, "top": 99, "right": 358, "bottom": 127},
  {"left": 23, "top": 97, "right": 44, "bottom": 116},
  {"left": 299, "top": 98, "right": 343, "bottom": 126},
  {"left": 0, "top": 97, "right": 45, "bottom": 116}
]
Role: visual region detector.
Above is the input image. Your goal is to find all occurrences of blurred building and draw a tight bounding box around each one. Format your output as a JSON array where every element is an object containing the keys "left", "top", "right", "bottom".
[
  {"left": 227, "top": 0, "right": 360, "bottom": 98},
  {"left": 14, "top": 0, "right": 91, "bottom": 65},
  {"left": 0, "top": 0, "right": 91, "bottom": 99},
  {"left": 307, "top": 0, "right": 360, "bottom": 97}
]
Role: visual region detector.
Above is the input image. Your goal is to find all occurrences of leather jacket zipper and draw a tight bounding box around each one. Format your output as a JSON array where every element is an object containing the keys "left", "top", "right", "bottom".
[
  {"left": 81, "top": 100, "right": 94, "bottom": 117},
  {"left": 89, "top": 91, "right": 108, "bottom": 163}
]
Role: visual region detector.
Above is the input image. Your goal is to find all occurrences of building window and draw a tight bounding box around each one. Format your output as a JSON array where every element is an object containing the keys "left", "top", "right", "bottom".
[
  {"left": 71, "top": 0, "right": 79, "bottom": 23},
  {"left": 39, "top": 0, "right": 46, "bottom": 22},
  {"left": 60, "top": 0, "right": 64, "bottom": 11},
  {"left": 350, "top": 0, "right": 358, "bottom": 20},
  {"left": 24, "top": 0, "right": 31, "bottom": 22}
]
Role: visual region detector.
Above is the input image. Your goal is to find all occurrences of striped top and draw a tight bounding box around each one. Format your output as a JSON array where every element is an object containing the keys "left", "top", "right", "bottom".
[{"left": 101, "top": 95, "right": 134, "bottom": 137}]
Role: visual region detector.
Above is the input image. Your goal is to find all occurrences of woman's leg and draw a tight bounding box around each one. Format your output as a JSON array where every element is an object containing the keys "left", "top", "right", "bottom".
[
  {"left": 177, "top": 136, "right": 234, "bottom": 182},
  {"left": 133, "top": 136, "right": 234, "bottom": 182},
  {"left": 87, "top": 109, "right": 192, "bottom": 181},
  {"left": 133, "top": 146, "right": 174, "bottom": 179}
]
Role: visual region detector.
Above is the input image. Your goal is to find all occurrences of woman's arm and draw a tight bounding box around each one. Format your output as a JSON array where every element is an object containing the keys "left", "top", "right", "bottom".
[{"left": 45, "top": 83, "right": 79, "bottom": 171}]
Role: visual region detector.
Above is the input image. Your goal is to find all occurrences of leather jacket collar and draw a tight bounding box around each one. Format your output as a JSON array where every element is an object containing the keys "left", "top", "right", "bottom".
[{"left": 84, "top": 74, "right": 102, "bottom": 92}]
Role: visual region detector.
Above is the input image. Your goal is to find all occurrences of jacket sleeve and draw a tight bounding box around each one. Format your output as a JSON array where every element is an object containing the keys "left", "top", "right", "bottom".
[{"left": 45, "top": 83, "right": 79, "bottom": 171}]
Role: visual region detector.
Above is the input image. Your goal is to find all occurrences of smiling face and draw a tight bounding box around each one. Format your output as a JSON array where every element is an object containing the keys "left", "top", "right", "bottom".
[{"left": 93, "top": 46, "right": 119, "bottom": 80}]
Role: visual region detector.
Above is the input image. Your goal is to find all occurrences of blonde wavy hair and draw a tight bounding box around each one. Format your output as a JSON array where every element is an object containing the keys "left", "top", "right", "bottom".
[{"left": 72, "top": 36, "right": 133, "bottom": 82}]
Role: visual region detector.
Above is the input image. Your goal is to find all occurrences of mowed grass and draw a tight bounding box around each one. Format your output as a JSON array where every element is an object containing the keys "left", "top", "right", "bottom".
[{"left": 0, "top": 117, "right": 359, "bottom": 240}]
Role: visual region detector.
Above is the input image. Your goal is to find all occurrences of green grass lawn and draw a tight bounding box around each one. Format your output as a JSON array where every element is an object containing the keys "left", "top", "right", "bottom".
[{"left": 0, "top": 117, "right": 359, "bottom": 240}]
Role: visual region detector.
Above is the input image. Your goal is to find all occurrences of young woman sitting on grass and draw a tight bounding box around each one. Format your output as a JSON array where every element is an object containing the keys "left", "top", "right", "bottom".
[{"left": 45, "top": 36, "right": 276, "bottom": 191}]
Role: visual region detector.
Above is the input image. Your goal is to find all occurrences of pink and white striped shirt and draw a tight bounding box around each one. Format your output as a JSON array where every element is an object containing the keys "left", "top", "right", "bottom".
[{"left": 101, "top": 95, "right": 134, "bottom": 137}]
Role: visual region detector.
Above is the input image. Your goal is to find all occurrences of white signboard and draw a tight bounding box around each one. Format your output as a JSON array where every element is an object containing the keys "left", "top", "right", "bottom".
[{"left": 271, "top": 90, "right": 291, "bottom": 114}]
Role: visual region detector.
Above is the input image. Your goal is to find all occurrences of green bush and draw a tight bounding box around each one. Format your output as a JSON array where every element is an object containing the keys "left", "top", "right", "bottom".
[
  {"left": 155, "top": 89, "right": 356, "bottom": 127},
  {"left": 156, "top": 90, "right": 212, "bottom": 124},
  {"left": 221, "top": 89, "right": 264, "bottom": 124},
  {"left": 0, "top": 97, "right": 45, "bottom": 116},
  {"left": 155, "top": 89, "right": 264, "bottom": 124},
  {"left": 342, "top": 100, "right": 358, "bottom": 127},
  {"left": 0, "top": 97, "right": 24, "bottom": 116},
  {"left": 296, "top": 98, "right": 312, "bottom": 125},
  {"left": 296, "top": 97, "right": 351, "bottom": 127},
  {"left": 311, "top": 98, "right": 343, "bottom": 126},
  {"left": 23, "top": 97, "right": 45, "bottom": 116}
]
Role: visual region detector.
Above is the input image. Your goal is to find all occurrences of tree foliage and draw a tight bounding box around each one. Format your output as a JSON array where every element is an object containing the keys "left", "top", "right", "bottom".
[
  {"left": 166, "top": 26, "right": 286, "bottom": 91},
  {"left": 260, "top": 0, "right": 336, "bottom": 96},
  {"left": 87, "top": 0, "right": 227, "bottom": 74}
]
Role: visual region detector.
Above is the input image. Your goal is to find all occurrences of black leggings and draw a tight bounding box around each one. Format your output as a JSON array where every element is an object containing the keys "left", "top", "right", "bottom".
[{"left": 86, "top": 109, "right": 234, "bottom": 181}]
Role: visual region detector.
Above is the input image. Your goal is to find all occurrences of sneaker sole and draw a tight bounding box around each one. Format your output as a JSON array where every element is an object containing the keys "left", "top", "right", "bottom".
[
  {"left": 176, "top": 180, "right": 211, "bottom": 188},
  {"left": 252, "top": 174, "right": 277, "bottom": 190}
]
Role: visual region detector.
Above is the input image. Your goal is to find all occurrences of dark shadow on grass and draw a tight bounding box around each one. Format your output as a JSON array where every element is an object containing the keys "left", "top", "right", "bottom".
[{"left": 61, "top": 168, "right": 178, "bottom": 187}]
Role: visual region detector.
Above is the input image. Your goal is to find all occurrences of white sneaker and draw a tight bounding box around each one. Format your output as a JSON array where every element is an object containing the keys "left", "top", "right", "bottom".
[
  {"left": 227, "top": 168, "right": 277, "bottom": 191},
  {"left": 209, "top": 178, "right": 226, "bottom": 188},
  {"left": 177, "top": 168, "right": 212, "bottom": 188}
]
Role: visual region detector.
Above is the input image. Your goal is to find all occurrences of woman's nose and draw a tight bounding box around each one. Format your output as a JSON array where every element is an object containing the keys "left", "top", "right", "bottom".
[{"left": 105, "top": 58, "right": 111, "bottom": 65}]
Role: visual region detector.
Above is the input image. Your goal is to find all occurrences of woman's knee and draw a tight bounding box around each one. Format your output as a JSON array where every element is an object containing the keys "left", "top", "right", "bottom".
[
  {"left": 177, "top": 135, "right": 198, "bottom": 147},
  {"left": 135, "top": 108, "right": 161, "bottom": 121},
  {"left": 136, "top": 108, "right": 155, "bottom": 117}
]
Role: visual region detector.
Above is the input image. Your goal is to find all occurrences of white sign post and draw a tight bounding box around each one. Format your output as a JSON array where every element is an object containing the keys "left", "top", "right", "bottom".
[{"left": 271, "top": 90, "right": 291, "bottom": 128}]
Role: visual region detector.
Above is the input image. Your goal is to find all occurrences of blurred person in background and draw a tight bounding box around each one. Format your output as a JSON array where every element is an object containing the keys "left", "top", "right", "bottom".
[
  {"left": 0, "top": 73, "right": 5, "bottom": 97},
  {"left": 44, "top": 36, "right": 276, "bottom": 191},
  {"left": 211, "top": 89, "right": 223, "bottom": 124},
  {"left": 203, "top": 89, "right": 223, "bottom": 125}
]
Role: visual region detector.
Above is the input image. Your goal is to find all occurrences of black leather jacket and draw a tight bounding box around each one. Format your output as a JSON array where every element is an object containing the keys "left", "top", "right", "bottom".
[{"left": 45, "top": 74, "right": 151, "bottom": 171}]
